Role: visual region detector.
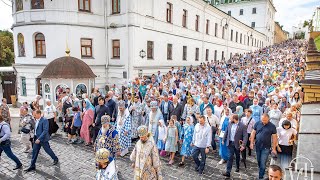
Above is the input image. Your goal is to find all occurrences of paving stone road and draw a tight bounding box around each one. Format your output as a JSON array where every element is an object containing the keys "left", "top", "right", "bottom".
[{"left": 1, "top": 112, "right": 262, "bottom": 180}]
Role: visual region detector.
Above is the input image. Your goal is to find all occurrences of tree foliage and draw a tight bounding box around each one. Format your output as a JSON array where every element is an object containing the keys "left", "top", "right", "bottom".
[{"left": 0, "top": 30, "right": 14, "bottom": 66}]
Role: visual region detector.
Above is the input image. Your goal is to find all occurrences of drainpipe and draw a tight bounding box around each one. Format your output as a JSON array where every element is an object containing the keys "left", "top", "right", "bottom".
[
  {"left": 105, "top": 0, "right": 109, "bottom": 85},
  {"left": 126, "top": 0, "right": 130, "bottom": 84}
]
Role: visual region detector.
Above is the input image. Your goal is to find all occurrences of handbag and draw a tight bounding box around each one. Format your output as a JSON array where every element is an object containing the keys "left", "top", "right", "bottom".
[
  {"left": 20, "top": 127, "right": 31, "bottom": 134},
  {"left": 159, "top": 150, "right": 166, "bottom": 157}
]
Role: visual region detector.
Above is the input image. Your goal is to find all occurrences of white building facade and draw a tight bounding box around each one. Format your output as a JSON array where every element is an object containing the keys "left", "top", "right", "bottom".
[
  {"left": 12, "top": 0, "right": 267, "bottom": 103},
  {"left": 213, "top": 0, "right": 275, "bottom": 46},
  {"left": 312, "top": 7, "right": 320, "bottom": 32}
]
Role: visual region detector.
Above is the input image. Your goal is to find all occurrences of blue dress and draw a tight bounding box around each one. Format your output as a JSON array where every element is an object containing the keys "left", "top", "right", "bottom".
[
  {"left": 180, "top": 124, "right": 195, "bottom": 156},
  {"left": 219, "top": 117, "right": 229, "bottom": 161}
]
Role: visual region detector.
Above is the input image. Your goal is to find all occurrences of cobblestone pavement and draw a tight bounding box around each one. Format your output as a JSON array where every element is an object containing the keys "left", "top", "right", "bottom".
[
  {"left": 1, "top": 133, "right": 262, "bottom": 180},
  {"left": 1, "top": 113, "right": 262, "bottom": 180}
]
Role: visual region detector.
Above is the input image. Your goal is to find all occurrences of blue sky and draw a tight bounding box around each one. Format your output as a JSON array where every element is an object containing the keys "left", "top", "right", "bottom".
[{"left": 0, "top": 0, "right": 319, "bottom": 33}]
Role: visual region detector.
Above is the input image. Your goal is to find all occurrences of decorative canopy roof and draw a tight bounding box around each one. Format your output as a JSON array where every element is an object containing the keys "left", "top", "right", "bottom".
[{"left": 38, "top": 56, "right": 96, "bottom": 79}]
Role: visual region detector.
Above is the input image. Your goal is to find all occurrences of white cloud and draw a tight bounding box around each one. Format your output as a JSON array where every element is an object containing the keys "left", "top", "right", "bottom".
[
  {"left": 0, "top": 0, "right": 13, "bottom": 31},
  {"left": 274, "top": 0, "right": 319, "bottom": 33}
]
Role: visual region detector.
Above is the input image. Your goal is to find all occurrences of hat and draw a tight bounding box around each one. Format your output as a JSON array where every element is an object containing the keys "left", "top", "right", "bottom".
[
  {"left": 95, "top": 148, "right": 110, "bottom": 163},
  {"left": 137, "top": 125, "right": 148, "bottom": 137},
  {"left": 150, "top": 101, "right": 158, "bottom": 109},
  {"left": 118, "top": 100, "right": 125, "bottom": 108},
  {"left": 101, "top": 115, "right": 111, "bottom": 125}
]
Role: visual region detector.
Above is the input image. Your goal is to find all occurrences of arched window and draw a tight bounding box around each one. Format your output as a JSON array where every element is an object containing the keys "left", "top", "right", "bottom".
[
  {"left": 55, "top": 84, "right": 68, "bottom": 101},
  {"left": 17, "top": 33, "right": 25, "bottom": 57},
  {"left": 35, "top": 33, "right": 46, "bottom": 56},
  {"left": 16, "top": 0, "right": 23, "bottom": 12},
  {"left": 76, "top": 84, "right": 87, "bottom": 99},
  {"left": 31, "top": 0, "right": 44, "bottom": 9}
]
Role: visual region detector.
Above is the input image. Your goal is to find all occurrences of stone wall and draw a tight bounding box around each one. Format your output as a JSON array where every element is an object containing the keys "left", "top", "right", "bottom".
[{"left": 274, "top": 22, "right": 288, "bottom": 44}]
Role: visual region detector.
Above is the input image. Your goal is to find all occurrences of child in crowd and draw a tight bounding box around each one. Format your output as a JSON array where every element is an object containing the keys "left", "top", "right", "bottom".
[
  {"left": 157, "top": 120, "right": 166, "bottom": 153},
  {"left": 65, "top": 107, "right": 74, "bottom": 142},
  {"left": 68, "top": 107, "right": 83, "bottom": 144},
  {"left": 165, "top": 119, "right": 178, "bottom": 165}
]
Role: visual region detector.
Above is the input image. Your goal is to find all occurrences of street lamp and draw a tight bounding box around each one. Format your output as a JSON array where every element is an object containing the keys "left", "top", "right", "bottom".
[
  {"left": 139, "top": 49, "right": 146, "bottom": 59},
  {"left": 247, "top": 30, "right": 253, "bottom": 38},
  {"left": 220, "top": 17, "right": 229, "bottom": 29}
]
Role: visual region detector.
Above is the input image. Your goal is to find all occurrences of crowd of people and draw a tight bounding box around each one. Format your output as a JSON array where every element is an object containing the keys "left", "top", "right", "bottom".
[{"left": 0, "top": 39, "right": 307, "bottom": 180}]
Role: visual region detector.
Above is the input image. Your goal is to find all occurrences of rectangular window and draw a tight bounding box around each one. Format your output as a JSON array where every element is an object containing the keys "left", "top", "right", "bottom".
[
  {"left": 205, "top": 49, "right": 209, "bottom": 61},
  {"left": 21, "top": 77, "right": 27, "bottom": 96},
  {"left": 248, "top": 36, "right": 250, "bottom": 45},
  {"left": 236, "top": 31, "right": 238, "bottom": 42},
  {"left": 230, "top": 53, "right": 232, "bottom": 59},
  {"left": 240, "top": 33, "right": 242, "bottom": 44},
  {"left": 31, "top": 0, "right": 44, "bottom": 9},
  {"left": 251, "top": 22, "right": 255, "bottom": 28},
  {"left": 166, "top": 3, "right": 172, "bottom": 23},
  {"left": 182, "top": 9, "right": 187, "bottom": 28},
  {"left": 147, "top": 41, "right": 154, "bottom": 59},
  {"left": 195, "top": 15, "right": 199, "bottom": 31},
  {"left": 112, "top": 0, "right": 120, "bottom": 14},
  {"left": 240, "top": 9, "right": 243, "bottom": 15},
  {"left": 222, "top": 28, "right": 225, "bottom": 39},
  {"left": 222, "top": 51, "right": 224, "bottom": 60},
  {"left": 214, "top": 50, "right": 217, "bottom": 61},
  {"left": 230, "top": 29, "right": 233, "bottom": 41},
  {"left": 112, "top": 39, "right": 120, "bottom": 58},
  {"left": 78, "top": 0, "right": 90, "bottom": 12},
  {"left": 195, "top": 48, "right": 199, "bottom": 61},
  {"left": 215, "top": 23, "right": 218, "bottom": 37},
  {"left": 206, "top": 19, "right": 210, "bottom": 34},
  {"left": 183, "top": 46, "right": 187, "bottom": 60},
  {"left": 228, "top": 11, "right": 231, "bottom": 16},
  {"left": 167, "top": 44, "right": 172, "bottom": 60},
  {"left": 81, "top": 38, "right": 92, "bottom": 57},
  {"left": 252, "top": 8, "right": 256, "bottom": 14}
]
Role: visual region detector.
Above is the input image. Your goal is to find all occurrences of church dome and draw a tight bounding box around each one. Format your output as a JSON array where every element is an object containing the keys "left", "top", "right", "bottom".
[{"left": 38, "top": 56, "right": 96, "bottom": 79}]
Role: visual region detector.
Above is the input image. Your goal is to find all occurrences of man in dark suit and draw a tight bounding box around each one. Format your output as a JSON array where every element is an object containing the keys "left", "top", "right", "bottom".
[
  {"left": 170, "top": 96, "right": 183, "bottom": 123},
  {"left": 25, "top": 110, "right": 59, "bottom": 172},
  {"left": 159, "top": 93, "right": 173, "bottom": 125},
  {"left": 222, "top": 114, "right": 248, "bottom": 177}
]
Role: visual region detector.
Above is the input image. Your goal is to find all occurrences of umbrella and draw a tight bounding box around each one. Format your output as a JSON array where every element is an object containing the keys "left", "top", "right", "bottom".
[{"left": 239, "top": 140, "right": 247, "bottom": 169}]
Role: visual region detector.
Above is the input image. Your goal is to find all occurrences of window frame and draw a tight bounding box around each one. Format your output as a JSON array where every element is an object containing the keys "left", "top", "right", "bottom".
[
  {"left": 80, "top": 38, "right": 93, "bottom": 58},
  {"left": 78, "top": 0, "right": 91, "bottom": 12},
  {"left": 252, "top": 7, "right": 257, "bottom": 14},
  {"left": 16, "top": 0, "right": 23, "bottom": 12},
  {"left": 147, "top": 41, "right": 154, "bottom": 59},
  {"left": 35, "top": 33, "right": 46, "bottom": 57},
  {"left": 17, "top": 33, "right": 25, "bottom": 57},
  {"left": 228, "top": 11, "right": 231, "bottom": 16},
  {"left": 182, "top": 9, "right": 187, "bottom": 28},
  {"left": 230, "top": 29, "right": 233, "bottom": 41},
  {"left": 111, "top": 0, "right": 120, "bottom": 14},
  {"left": 240, "top": 9, "right": 243, "bottom": 15},
  {"left": 21, "top": 76, "right": 27, "bottom": 96},
  {"left": 166, "top": 2, "right": 173, "bottom": 23},
  {"left": 215, "top": 23, "right": 218, "bottom": 37},
  {"left": 183, "top": 46, "right": 187, "bottom": 61},
  {"left": 31, "top": 0, "right": 44, "bottom": 9},
  {"left": 222, "top": 51, "right": 224, "bottom": 61},
  {"left": 112, "top": 39, "right": 120, "bottom": 59},
  {"left": 195, "top": 48, "right": 199, "bottom": 61},
  {"left": 206, "top": 19, "right": 210, "bottom": 35},
  {"left": 251, "top": 22, "right": 256, "bottom": 28},
  {"left": 236, "top": 31, "right": 238, "bottom": 42},
  {"left": 214, "top": 50, "right": 217, "bottom": 61},
  {"left": 195, "top": 15, "right": 199, "bottom": 32},
  {"left": 167, "top": 44, "right": 172, "bottom": 60},
  {"left": 205, "top": 49, "right": 209, "bottom": 61}
]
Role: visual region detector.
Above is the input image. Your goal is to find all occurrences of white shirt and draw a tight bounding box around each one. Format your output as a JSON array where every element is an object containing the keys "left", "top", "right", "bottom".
[
  {"left": 205, "top": 114, "right": 219, "bottom": 128},
  {"left": 43, "top": 104, "right": 56, "bottom": 119},
  {"left": 241, "top": 116, "right": 255, "bottom": 134},
  {"left": 277, "top": 127, "right": 297, "bottom": 146},
  {"left": 192, "top": 123, "right": 212, "bottom": 148}
]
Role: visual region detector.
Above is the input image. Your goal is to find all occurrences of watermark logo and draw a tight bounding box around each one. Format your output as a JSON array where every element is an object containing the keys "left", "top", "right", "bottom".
[{"left": 288, "top": 155, "right": 314, "bottom": 180}]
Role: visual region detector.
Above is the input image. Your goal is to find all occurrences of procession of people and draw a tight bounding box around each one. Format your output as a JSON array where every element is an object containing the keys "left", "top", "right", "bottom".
[{"left": 0, "top": 39, "right": 307, "bottom": 179}]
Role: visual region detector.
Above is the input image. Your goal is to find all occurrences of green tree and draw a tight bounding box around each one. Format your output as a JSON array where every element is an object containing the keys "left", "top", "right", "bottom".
[{"left": 0, "top": 30, "right": 14, "bottom": 66}]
